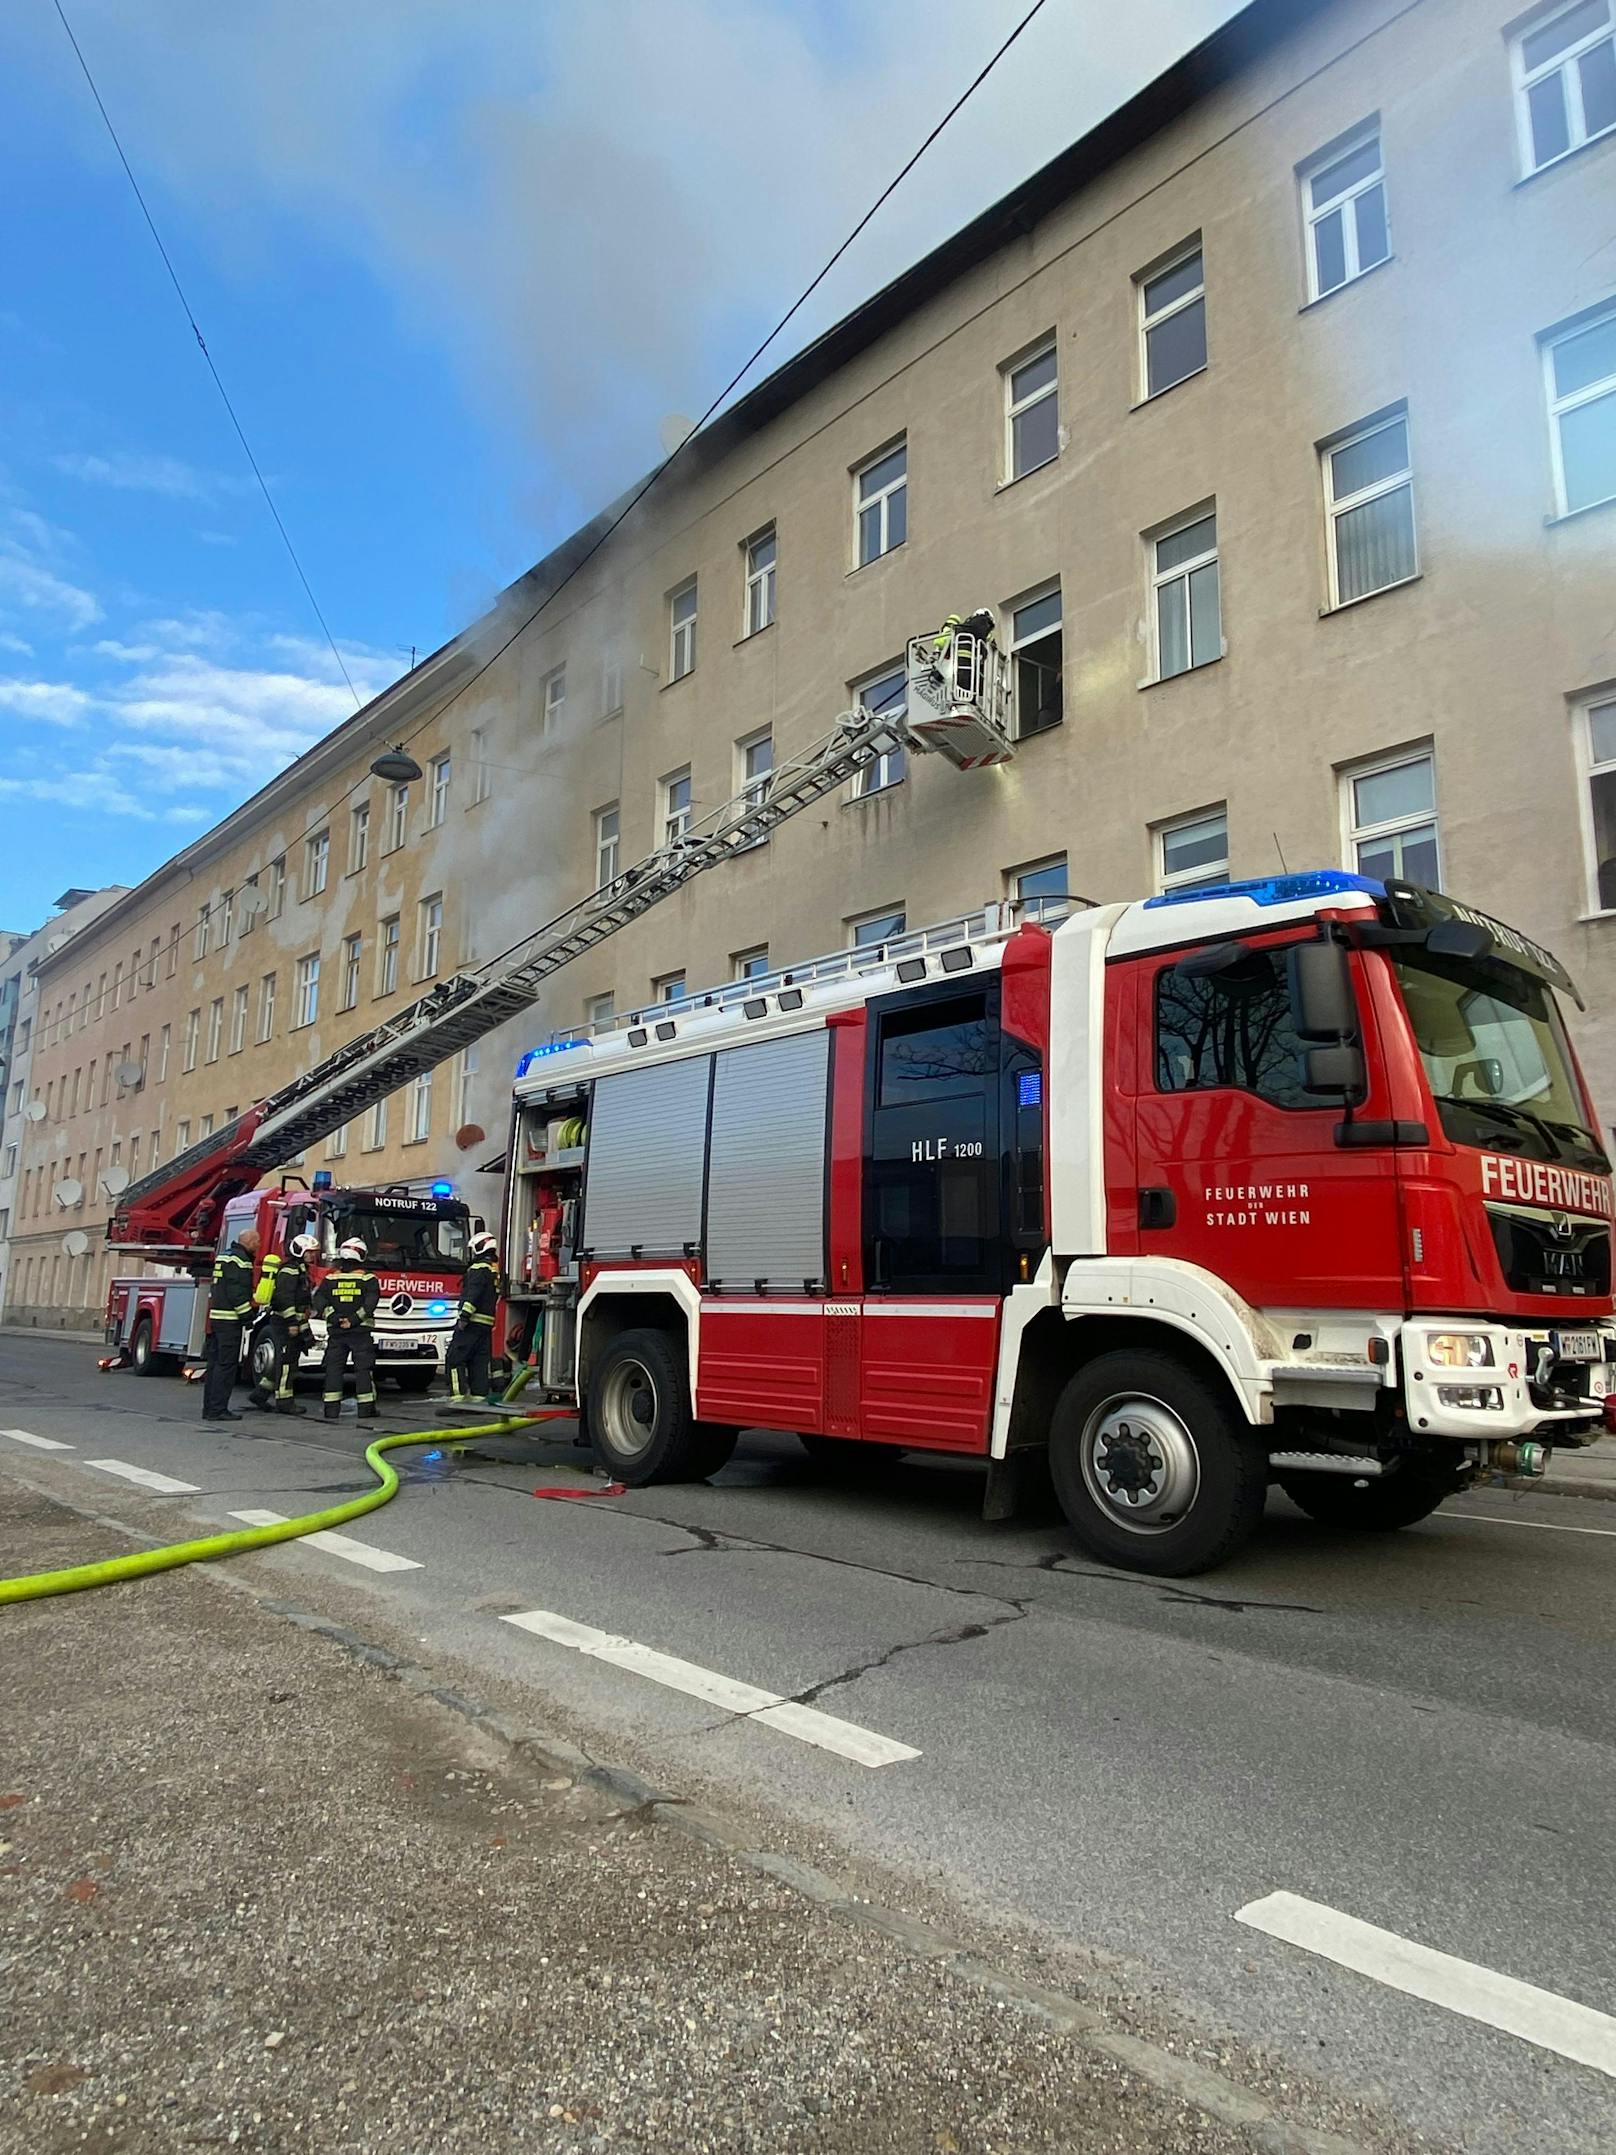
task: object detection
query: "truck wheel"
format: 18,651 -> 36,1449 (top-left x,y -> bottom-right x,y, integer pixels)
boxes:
248,1329 -> 281,1393
799,1433 -> 902,1474
588,1327 -> 730,1484
1049,1350 -> 1266,1576
131,1318 -> 157,1376
1277,1456 -> 1460,1532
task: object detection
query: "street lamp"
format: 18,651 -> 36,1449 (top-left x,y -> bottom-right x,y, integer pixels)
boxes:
369,745 -> 423,783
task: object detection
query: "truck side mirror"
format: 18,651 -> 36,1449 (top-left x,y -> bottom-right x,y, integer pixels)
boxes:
1302,1043 -> 1367,1098
1288,939 -> 1358,1042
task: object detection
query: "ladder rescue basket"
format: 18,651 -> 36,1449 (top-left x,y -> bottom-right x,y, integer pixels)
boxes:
901,630 -> 1016,769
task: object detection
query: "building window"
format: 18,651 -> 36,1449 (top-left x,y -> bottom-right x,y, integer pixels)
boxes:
1323,410 -> 1417,605
428,752 -> 451,828
1008,586 -> 1062,735
543,666 -> 567,734
229,985 -> 248,1054
1343,748 -> 1439,884
661,769 -> 692,846
303,830 -> 329,900
1005,340 -> 1058,479
1156,807 -> 1230,892
1577,691 -> 1616,909
176,1119 -> 190,1153
194,906 -> 209,962
733,946 -> 769,980
266,858 -> 286,920
855,441 -> 907,565
457,1042 -> 479,1130
851,665 -> 908,796
596,804 -> 621,886
743,527 -> 777,635
1302,127 -> 1388,300
1150,510 -> 1220,680
1543,305 -> 1616,515
384,783 -> 408,853
218,896 -> 234,951
327,1121 -> 349,1160
257,973 -> 276,1043
1514,0 -> 1615,173
206,998 -> 224,1062
340,934 -> 362,1011
362,1098 -> 387,1151
294,953 -> 320,1029
378,916 -> 400,996
736,729 -> 773,831
1139,243 -> 1206,399
653,972 -> 686,1004
849,907 -> 906,949
182,1008 -> 199,1072
349,801 -> 370,873
584,991 -> 615,1029
419,894 -> 443,978
407,1068 -> 433,1143
156,1024 -> 170,1083
669,580 -> 698,682
1012,856 -> 1069,921
469,727 -> 492,805
601,656 -> 624,716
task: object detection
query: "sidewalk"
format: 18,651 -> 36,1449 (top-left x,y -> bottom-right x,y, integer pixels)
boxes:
1,1482 -> 1288,2155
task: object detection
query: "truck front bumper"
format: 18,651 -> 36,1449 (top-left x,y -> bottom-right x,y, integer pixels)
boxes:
1402,1317 -> 1616,1442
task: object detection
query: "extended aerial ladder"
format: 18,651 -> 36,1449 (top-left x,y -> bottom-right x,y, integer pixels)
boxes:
108,629 -> 1014,1267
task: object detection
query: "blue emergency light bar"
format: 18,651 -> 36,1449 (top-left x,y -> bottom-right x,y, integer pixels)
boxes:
515,1035 -> 589,1078
431,1179 -> 454,1199
1143,869 -> 1385,911
312,1170 -> 333,1190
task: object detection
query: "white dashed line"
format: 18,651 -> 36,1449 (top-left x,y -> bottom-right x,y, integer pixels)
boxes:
84,1459 -> 199,1495
500,1607 -> 920,1768
229,1509 -> 423,1574
2,1428 -> 73,1451
1237,1891 -> 1616,2079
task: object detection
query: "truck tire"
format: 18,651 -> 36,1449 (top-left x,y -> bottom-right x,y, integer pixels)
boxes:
798,1433 -> 903,1474
131,1318 -> 157,1376
248,1328 -> 281,1394
588,1327 -> 733,1485
1049,1349 -> 1266,1576
1277,1455 -> 1460,1532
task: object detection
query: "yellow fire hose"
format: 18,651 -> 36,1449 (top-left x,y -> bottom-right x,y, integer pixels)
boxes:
1,1363 -> 565,1609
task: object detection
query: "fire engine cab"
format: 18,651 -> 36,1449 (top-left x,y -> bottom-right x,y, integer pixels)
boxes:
504,870 -> 1615,1575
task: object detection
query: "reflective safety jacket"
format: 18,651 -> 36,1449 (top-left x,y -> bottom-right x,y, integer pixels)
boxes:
313,1265 -> 380,1332
208,1241 -> 256,1325
457,1256 -> 501,1328
255,1252 -> 313,1322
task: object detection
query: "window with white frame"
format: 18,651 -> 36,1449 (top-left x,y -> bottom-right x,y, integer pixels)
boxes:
738,728 -> 773,815
661,769 -> 692,846
229,985 -> 248,1055
419,894 -> 443,978
175,1118 -> 190,1153
1009,586 -> 1063,735
469,727 -> 492,804
428,753 -> 451,827
653,972 -> 686,1004
1012,855 -> 1069,921
1343,749 -> 1439,884
733,946 -> 769,980
1301,126 -> 1389,299
1514,0 -> 1615,172
1543,305 -> 1616,515
584,991 -> 615,1028
855,441 -> 907,565
384,782 -> 408,853
348,801 -> 370,873
1156,807 -> 1229,892
543,666 -> 566,734
457,1042 -> 479,1130
407,1067 -> 433,1142
182,1008 -> 199,1072
340,933 -> 362,1011
217,896 -> 233,950
294,953 -> 320,1029
851,665 -> 908,795
378,916 -> 399,996
601,655 -> 624,716
206,998 -> 224,1063
1005,340 -> 1059,479
256,973 -> 276,1043
194,905 -> 209,962
1323,411 -> 1417,605
156,1024 -> 170,1083
1139,243 -> 1206,398
1151,509 -> 1221,678
743,527 -> 776,635
669,581 -> 697,681
266,857 -> 285,919
327,1120 -> 349,1160
304,830 -> 329,899
595,804 -> 620,886
849,907 -> 906,949
1577,691 -> 1616,909
362,1097 -> 387,1151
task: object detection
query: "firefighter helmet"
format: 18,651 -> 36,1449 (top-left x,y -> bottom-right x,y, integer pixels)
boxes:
289,1232 -> 318,1257
468,1231 -> 498,1257
338,1237 -> 367,1261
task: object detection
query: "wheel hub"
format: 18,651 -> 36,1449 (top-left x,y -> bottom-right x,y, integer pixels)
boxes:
1080,1393 -> 1201,1536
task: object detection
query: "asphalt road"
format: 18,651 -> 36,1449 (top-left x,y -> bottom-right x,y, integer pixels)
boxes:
4,1330 -> 1615,2154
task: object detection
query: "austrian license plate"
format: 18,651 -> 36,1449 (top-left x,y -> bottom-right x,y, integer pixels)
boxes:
1551,1328 -> 1602,1362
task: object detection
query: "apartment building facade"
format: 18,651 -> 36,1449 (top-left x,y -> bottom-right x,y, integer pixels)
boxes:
11,0 -> 1615,1325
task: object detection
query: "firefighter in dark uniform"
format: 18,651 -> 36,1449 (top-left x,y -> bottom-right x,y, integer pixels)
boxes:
444,1231 -> 502,1404
246,1231 -> 316,1415
313,1237 -> 380,1419
201,1224 -> 259,1424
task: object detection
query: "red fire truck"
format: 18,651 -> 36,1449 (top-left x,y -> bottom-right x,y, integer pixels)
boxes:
502,872 -> 1615,1575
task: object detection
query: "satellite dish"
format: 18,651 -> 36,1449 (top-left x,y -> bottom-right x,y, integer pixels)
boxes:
116,1060 -> 144,1088
658,413 -> 695,457
61,1229 -> 89,1258
102,1162 -> 130,1195
24,1099 -> 46,1122
237,883 -> 266,919
455,1122 -> 486,1151
54,1177 -> 84,1209
46,934 -> 67,953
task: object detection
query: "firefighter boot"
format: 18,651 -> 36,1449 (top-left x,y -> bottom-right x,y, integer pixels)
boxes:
323,1400 -> 341,1420
276,1402 -> 308,1417
358,1403 -> 379,1420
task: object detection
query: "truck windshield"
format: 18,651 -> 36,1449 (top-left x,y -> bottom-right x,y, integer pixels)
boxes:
325,1209 -> 468,1271
1392,950 -> 1608,1172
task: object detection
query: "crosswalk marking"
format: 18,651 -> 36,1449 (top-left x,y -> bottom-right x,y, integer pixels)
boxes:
1,1428 -> 73,1451
229,1509 -> 423,1574
84,1459 -> 198,1495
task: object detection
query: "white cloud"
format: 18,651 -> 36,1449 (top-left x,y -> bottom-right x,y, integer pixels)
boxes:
0,630 -> 33,655
52,450 -> 235,502
0,678 -> 92,725
0,538 -> 100,631
0,770 -> 164,821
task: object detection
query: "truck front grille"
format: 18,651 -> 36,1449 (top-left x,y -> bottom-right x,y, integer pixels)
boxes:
1487,1208 -> 1611,1298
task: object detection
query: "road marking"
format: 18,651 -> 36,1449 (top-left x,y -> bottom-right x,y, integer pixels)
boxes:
1236,1891 -> 1616,2080
228,1509 -> 423,1574
1444,1512 -> 1616,1540
500,1607 -> 920,1768
84,1459 -> 199,1495
1,1428 -> 73,1451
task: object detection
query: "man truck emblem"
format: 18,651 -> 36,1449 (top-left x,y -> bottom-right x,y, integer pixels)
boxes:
1551,1214 -> 1575,1241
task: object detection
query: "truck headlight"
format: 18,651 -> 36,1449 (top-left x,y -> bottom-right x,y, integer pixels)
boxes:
1427,1332 -> 1495,1369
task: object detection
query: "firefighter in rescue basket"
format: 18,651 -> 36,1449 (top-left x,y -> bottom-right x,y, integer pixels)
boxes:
246,1230 -> 317,1416
444,1230 -> 502,1404
313,1237 -> 380,1419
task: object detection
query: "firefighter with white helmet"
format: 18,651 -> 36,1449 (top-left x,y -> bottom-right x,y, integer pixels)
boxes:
246,1229 -> 318,1416
313,1235 -> 380,1420
445,1230 -> 503,1405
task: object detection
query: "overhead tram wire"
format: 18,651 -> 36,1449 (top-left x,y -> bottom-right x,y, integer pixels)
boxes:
31,0 -> 1055,1056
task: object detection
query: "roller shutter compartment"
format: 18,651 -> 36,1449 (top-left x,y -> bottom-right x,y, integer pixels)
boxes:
582,1056 -> 712,1258
705,1031 -> 829,1288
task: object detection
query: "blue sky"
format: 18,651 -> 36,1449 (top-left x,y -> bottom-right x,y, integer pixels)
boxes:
0,0 -> 1235,931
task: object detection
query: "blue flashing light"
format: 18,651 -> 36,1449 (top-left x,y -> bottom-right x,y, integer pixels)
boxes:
425,1298 -> 452,1319
430,1179 -> 455,1199
1143,869 -> 1385,911
515,1036 -> 588,1078
1017,1071 -> 1043,1109
312,1169 -> 333,1191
